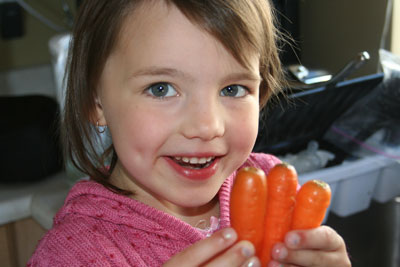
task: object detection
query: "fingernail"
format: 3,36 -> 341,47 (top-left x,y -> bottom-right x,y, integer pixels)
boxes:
286,232 -> 300,248
273,244 -> 288,260
247,258 -> 261,267
222,228 -> 236,241
241,246 -> 254,257
267,261 -> 283,267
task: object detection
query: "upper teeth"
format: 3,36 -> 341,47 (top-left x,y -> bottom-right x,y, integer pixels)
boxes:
174,157 -> 214,164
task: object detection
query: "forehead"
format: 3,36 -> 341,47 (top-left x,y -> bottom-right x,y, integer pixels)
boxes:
107,1 -> 260,79
113,0 -> 260,70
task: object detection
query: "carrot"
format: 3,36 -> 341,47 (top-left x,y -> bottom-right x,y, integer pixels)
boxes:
291,179 -> 331,230
230,166 -> 268,255
260,163 -> 298,265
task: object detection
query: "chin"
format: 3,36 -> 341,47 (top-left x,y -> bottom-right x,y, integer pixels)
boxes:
174,192 -> 217,209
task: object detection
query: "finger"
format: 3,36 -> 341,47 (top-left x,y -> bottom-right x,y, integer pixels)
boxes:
284,225 -> 345,251
165,228 -> 237,266
271,242 -> 349,267
204,240 -> 256,267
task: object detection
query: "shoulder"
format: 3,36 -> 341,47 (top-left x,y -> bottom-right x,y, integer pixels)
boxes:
29,181 -> 130,266
27,217 -> 96,266
28,214 -> 144,266
29,180 -> 202,266
29,214 -> 117,266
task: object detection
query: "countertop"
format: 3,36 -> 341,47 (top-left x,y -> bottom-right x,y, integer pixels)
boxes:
0,172 -> 71,229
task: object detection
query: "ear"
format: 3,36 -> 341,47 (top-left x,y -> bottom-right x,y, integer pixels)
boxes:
94,96 -> 107,126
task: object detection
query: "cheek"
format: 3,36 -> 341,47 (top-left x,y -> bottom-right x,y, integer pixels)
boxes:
229,105 -> 259,153
109,105 -> 177,167
108,110 -> 167,182
113,110 -> 164,153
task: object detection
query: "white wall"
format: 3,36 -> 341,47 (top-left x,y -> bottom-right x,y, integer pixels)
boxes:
0,65 -> 55,97
392,0 -> 400,56
299,0 -> 389,78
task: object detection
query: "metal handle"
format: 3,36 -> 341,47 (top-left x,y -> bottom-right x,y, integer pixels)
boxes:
327,51 -> 370,86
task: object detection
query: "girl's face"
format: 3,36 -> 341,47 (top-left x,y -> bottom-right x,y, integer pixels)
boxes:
96,2 -> 261,217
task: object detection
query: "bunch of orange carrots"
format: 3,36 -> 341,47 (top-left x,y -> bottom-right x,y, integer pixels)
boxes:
230,163 -> 331,266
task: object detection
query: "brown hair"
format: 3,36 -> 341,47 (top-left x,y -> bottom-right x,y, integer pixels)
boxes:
63,0 -> 284,193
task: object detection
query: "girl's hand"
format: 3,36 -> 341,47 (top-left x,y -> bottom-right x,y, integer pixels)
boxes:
163,228 -> 260,267
269,225 -> 351,267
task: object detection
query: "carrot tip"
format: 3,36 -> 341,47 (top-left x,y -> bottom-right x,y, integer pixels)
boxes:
311,179 -> 330,189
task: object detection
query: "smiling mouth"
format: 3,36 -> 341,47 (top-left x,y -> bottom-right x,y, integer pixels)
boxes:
170,156 -> 216,169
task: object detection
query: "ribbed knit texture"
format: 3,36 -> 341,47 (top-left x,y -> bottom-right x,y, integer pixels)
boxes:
28,153 -> 280,266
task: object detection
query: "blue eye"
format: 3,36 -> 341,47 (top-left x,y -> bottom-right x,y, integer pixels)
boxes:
220,85 -> 248,97
146,82 -> 177,98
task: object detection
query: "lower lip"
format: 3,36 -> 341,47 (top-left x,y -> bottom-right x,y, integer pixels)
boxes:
164,157 -> 219,181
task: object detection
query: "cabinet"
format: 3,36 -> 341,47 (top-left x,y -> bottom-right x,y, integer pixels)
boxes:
0,218 -> 46,267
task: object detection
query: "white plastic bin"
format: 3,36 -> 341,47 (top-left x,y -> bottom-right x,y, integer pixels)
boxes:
329,159 -> 380,217
372,157 -> 400,203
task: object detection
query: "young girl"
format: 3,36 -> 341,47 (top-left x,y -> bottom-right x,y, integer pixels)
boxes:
29,1 -> 351,266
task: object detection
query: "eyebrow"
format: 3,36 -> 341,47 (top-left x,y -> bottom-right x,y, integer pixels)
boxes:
130,67 -> 190,80
223,72 -> 261,83
130,66 -> 261,83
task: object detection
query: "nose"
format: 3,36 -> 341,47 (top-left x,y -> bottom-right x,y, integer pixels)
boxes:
180,97 -> 225,141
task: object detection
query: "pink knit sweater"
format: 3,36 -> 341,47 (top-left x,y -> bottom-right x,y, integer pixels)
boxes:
28,153 -> 280,266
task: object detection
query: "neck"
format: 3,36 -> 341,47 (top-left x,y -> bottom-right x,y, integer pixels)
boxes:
159,196 -> 220,228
